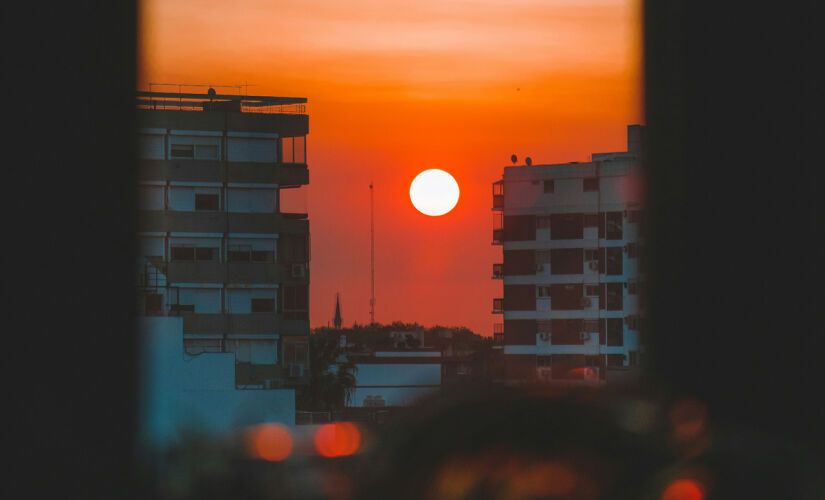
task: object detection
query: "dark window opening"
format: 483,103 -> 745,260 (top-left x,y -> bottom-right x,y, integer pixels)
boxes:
145,293 -> 162,315
550,284 -> 584,310
606,246 -> 623,275
170,144 -> 194,158
583,178 -> 599,191
607,318 -> 623,346
551,319 -> 584,345
251,250 -> 274,263
504,215 -> 536,241
606,282 -> 623,310
228,245 -> 251,262
550,248 -> 583,274
284,342 -> 308,365
171,246 -> 195,261
606,211 -> 623,239
195,247 -> 216,261
584,213 -> 599,227
550,213 -> 583,240
195,193 -> 219,211
504,284 -> 536,310
543,180 -> 555,193
251,298 -> 275,313
282,285 -> 309,320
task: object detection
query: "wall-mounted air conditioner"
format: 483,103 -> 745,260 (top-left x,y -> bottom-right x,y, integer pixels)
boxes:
588,261 -> 599,271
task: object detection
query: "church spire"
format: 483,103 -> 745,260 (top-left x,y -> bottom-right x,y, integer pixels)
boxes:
333,293 -> 342,330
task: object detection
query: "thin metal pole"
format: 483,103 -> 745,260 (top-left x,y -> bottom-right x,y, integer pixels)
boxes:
369,182 -> 375,324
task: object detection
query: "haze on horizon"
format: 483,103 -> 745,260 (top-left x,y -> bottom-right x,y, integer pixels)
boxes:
139,0 -> 643,336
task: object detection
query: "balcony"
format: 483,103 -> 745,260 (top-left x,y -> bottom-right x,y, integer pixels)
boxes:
180,313 -> 309,335
492,229 -> 504,245
493,323 -> 504,345
138,210 -> 309,234
492,298 -> 504,314
164,261 -> 307,284
492,180 -> 504,210
492,263 -> 503,279
138,159 -> 309,186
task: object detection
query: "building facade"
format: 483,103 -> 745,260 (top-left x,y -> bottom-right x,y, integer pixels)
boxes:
135,87 -> 310,390
492,125 -> 646,386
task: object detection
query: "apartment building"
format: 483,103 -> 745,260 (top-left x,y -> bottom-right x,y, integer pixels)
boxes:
492,125 -> 646,386
135,87 -> 310,389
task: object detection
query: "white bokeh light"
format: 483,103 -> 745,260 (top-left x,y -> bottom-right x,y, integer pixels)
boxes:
409,169 -> 460,216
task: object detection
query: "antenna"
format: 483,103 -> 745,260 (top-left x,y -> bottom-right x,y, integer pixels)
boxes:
369,182 -> 375,325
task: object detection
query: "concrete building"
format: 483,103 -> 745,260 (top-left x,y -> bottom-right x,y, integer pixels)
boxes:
348,350 -> 442,408
137,317 -> 295,452
135,87 -> 310,390
491,125 -> 646,386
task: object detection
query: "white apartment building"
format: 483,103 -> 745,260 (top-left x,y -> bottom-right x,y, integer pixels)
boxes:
492,125 -> 646,386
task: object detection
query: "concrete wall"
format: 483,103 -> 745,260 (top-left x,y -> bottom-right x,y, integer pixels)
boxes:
350,362 -> 441,408
137,317 -> 295,453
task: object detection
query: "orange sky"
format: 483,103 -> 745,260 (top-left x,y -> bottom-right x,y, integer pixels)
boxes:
139,0 -> 643,336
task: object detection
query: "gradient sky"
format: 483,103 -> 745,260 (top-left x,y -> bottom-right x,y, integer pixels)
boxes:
139,0 -> 643,336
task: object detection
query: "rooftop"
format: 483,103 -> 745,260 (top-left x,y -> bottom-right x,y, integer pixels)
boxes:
136,84 -> 307,115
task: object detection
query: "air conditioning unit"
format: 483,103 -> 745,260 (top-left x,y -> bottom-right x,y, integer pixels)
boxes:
538,332 -> 550,342
588,261 -> 599,271
288,364 -> 304,378
580,296 -> 592,307
290,263 -> 306,278
579,332 -> 590,342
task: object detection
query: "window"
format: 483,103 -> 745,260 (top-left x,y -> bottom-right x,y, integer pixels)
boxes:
543,180 -> 554,193
282,285 -> 309,320
549,284 -> 584,310
283,342 -> 308,365
228,245 -> 251,262
606,212 -> 623,239
584,214 -> 599,227
170,144 -> 194,158
605,282 -> 623,310
171,246 -> 195,261
251,250 -> 274,263
551,319 -> 584,345
251,298 -> 275,312
536,216 -> 552,229
550,248 -> 584,274
550,213 -> 583,239
606,246 -> 623,275
583,178 -> 599,191
195,193 -> 219,211
607,318 -> 623,346
536,286 -> 551,298
195,247 -> 216,261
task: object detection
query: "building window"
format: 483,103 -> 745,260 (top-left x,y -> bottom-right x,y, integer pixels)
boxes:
543,180 -> 555,193
550,213 -> 584,240
251,298 -> 275,313
251,250 -> 274,263
607,354 -> 625,367
195,247 -> 216,261
606,247 -> 623,275
284,342 -> 308,365
170,144 -> 194,158
171,246 -> 195,261
228,245 -> 251,262
605,212 -> 623,239
282,285 -> 309,320
195,193 -> 219,211
550,248 -> 584,274
583,178 -> 599,191
536,286 -> 551,298
536,216 -> 552,229
584,214 -> 599,227
607,318 -> 623,346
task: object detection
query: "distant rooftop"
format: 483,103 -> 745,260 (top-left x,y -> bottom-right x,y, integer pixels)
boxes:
137,84 -> 307,115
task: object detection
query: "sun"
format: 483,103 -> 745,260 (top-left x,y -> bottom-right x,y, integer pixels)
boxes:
410,169 -> 460,216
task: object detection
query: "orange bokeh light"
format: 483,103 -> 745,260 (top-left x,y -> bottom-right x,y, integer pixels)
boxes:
247,423 -> 294,462
662,479 -> 704,500
314,422 -> 362,457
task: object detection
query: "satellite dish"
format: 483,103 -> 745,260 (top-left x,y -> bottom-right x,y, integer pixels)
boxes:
510,154 -> 518,165
207,87 -> 217,100
525,157 -> 533,166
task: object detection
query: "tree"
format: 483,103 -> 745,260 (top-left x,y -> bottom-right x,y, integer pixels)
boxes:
296,333 -> 358,411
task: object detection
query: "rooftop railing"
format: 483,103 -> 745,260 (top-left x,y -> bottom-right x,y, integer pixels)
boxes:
136,87 -> 308,115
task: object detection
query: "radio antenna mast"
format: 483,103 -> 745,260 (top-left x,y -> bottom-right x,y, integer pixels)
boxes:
369,182 -> 375,324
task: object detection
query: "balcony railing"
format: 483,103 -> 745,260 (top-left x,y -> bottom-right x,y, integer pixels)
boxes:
494,332 -> 505,345
493,194 -> 504,210
492,229 -> 503,245
492,263 -> 503,279
492,298 -> 504,313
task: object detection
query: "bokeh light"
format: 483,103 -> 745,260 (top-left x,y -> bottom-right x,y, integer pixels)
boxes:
662,479 -> 704,500
314,422 -> 362,458
246,423 -> 293,462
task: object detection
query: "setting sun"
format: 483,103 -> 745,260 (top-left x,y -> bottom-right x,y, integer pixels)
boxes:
410,169 -> 460,216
